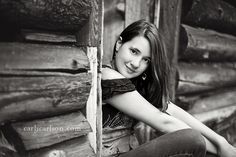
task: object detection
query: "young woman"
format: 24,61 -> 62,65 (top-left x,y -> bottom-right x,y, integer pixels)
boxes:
102,20 -> 236,157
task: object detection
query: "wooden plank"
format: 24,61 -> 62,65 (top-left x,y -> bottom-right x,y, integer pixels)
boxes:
0,42 -> 89,71
12,111 -> 92,150
179,24 -> 236,62
182,0 -> 236,36
102,0 -> 125,65
22,29 -> 76,43
125,0 -> 153,27
193,105 -> 236,124
177,88 -> 236,113
0,0 -> 92,32
156,0 -> 182,100
0,73 -> 91,123
76,0 -> 103,46
28,135 -> 95,157
177,63 -> 236,94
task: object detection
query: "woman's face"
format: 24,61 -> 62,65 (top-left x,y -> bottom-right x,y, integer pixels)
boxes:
115,36 -> 151,79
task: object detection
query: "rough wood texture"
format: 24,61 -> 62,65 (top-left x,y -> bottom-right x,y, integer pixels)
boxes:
177,88 -> 236,112
182,0 -> 236,36
193,105 -> 236,125
28,135 -> 95,157
177,63 -> 236,94
0,73 -> 91,123
22,29 -> 76,43
125,0 -> 153,26
0,42 -> 89,71
179,24 -> 236,62
157,0 -> 182,100
12,111 -> 92,150
103,0 -> 125,65
0,0 -> 92,32
76,0 -> 103,46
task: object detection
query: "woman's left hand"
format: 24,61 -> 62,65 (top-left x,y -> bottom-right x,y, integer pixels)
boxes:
217,138 -> 236,157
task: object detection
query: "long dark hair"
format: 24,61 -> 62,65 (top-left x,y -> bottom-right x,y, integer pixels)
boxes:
113,20 -> 170,111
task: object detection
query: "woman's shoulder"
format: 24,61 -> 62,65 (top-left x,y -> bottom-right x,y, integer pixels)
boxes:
102,67 -> 125,80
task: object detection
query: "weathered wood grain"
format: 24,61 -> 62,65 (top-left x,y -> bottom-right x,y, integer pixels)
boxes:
22,29 -> 76,43
0,42 -> 89,71
0,0 -> 92,32
28,135 -> 95,157
182,0 -> 236,36
0,73 -> 91,123
177,88 -> 236,113
12,111 -> 92,150
157,0 -> 182,100
179,24 -> 236,62
177,63 -> 236,94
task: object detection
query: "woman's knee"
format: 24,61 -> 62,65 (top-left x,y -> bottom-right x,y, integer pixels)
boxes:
182,129 -> 206,150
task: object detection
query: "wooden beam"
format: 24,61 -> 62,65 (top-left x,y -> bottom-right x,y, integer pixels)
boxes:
182,0 -> 236,36
28,135 -> 95,157
179,24 -> 236,62
176,88 -> 236,113
0,73 -> 91,123
156,0 -> 182,100
22,29 -> 76,43
125,0 -> 153,27
12,111 -> 92,150
0,42 -> 89,71
0,0 -> 92,32
177,63 -> 236,94
76,0 -> 103,46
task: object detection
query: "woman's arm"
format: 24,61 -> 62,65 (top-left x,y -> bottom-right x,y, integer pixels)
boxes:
166,102 -> 236,156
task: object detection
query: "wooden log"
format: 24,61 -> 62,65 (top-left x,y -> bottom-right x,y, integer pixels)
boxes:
0,0 -> 92,32
28,135 -> 95,157
193,105 -> 236,125
182,0 -> 236,36
177,62 -> 236,94
0,73 -> 91,123
176,88 -> 236,113
0,42 -> 89,71
179,24 -> 236,62
156,0 -> 182,100
11,111 -> 92,150
76,0 -> 103,47
102,0 -> 125,65
22,29 -> 76,43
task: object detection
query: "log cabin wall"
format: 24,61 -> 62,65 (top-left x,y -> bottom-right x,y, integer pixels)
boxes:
177,0 -> 236,146
0,0 -> 103,157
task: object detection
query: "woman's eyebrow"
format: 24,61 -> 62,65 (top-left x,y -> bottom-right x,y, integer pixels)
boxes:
131,47 -> 141,53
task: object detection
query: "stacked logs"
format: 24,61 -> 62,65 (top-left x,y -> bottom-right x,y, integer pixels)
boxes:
177,0 -> 236,146
0,0 -> 101,156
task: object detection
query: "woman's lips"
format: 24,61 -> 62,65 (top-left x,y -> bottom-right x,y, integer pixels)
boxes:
126,65 -> 136,73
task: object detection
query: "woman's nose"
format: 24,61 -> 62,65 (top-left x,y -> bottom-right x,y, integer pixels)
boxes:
131,58 -> 141,68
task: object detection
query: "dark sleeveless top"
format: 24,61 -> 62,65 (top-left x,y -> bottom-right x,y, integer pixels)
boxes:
101,78 -> 139,156
102,78 -> 136,129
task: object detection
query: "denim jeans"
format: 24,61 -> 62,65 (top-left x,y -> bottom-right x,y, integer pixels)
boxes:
119,129 -> 207,157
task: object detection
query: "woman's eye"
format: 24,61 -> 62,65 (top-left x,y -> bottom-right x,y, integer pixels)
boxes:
143,58 -> 150,64
130,48 -> 138,54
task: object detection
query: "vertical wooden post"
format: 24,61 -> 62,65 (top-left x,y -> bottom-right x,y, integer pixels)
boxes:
154,0 -> 182,100
87,47 -> 98,153
125,0 -> 152,27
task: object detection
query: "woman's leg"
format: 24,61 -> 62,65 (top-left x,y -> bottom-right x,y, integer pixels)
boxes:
120,129 -> 206,157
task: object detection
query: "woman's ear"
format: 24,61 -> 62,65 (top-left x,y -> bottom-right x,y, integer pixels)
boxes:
115,37 -> 122,52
